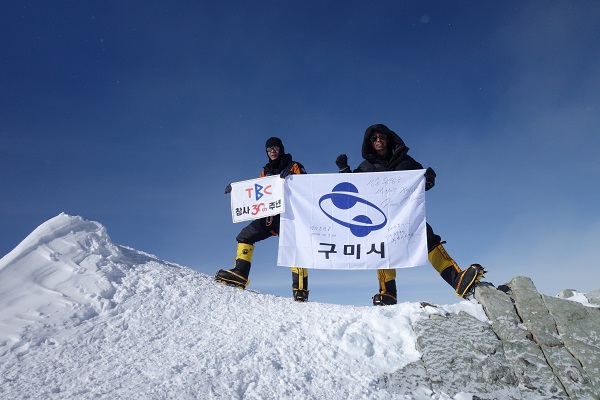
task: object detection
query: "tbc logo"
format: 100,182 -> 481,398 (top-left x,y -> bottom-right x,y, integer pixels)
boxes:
246,183 -> 272,201
318,182 -> 387,237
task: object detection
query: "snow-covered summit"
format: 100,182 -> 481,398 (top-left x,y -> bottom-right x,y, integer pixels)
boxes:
0,213 -> 169,344
0,213 -> 487,399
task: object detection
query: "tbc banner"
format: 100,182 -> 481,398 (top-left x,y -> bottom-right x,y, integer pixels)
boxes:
230,176 -> 284,223
278,170 -> 428,269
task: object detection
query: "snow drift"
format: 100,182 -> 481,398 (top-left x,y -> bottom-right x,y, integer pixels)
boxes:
0,213 -> 489,399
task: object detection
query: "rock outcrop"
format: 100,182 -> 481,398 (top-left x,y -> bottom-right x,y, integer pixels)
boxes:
380,277 -> 600,399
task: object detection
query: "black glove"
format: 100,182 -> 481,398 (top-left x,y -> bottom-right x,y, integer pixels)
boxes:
424,167 -> 436,191
280,168 -> 292,178
336,154 -> 350,173
225,183 -> 232,194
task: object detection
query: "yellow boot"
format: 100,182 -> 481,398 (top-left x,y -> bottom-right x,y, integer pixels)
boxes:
428,243 -> 485,298
291,267 -> 309,302
215,243 -> 254,288
373,269 -> 397,305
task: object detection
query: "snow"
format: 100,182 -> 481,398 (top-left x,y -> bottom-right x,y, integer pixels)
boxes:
558,291 -> 597,307
0,213 -> 577,399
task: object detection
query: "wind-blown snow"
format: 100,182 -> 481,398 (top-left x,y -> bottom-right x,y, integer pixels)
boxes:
0,213 -> 492,399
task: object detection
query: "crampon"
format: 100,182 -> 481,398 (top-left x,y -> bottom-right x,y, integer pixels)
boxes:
456,264 -> 486,299
215,269 -> 249,289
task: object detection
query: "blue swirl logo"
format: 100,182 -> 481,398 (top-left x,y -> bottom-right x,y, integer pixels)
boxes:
319,182 -> 387,237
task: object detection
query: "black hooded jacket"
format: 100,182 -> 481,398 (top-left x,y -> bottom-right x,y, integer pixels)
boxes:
355,124 -> 423,172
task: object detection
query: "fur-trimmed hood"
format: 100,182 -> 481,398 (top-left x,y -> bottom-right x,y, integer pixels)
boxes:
361,124 -> 409,162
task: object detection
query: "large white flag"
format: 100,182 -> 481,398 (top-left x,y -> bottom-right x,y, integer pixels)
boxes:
278,170 -> 428,269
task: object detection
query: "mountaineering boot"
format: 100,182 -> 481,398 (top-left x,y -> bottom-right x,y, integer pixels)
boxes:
215,243 -> 254,288
455,263 -> 485,298
373,269 -> 397,306
428,242 -> 485,298
291,267 -> 309,302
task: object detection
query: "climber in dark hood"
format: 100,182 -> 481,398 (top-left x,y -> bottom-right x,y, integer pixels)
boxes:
361,124 -> 407,160
334,123 -> 485,306
356,124 -> 421,173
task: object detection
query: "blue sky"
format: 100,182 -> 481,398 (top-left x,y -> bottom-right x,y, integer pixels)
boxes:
2,1 -> 599,306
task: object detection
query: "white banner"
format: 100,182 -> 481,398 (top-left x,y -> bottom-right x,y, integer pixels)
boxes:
278,171 -> 428,269
230,176 -> 285,223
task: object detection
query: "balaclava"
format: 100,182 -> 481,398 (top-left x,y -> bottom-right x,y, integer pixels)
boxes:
265,137 -> 285,162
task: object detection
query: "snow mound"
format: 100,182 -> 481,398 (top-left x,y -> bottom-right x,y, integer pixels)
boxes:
0,213 -> 488,399
1,213 -> 127,343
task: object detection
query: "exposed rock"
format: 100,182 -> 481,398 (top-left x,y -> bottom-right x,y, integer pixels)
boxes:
475,282 -> 568,399
382,278 -> 600,399
508,277 -> 597,399
544,294 -> 600,395
557,289 -> 578,299
585,289 -> 600,305
378,361 -> 431,395
413,310 -> 520,398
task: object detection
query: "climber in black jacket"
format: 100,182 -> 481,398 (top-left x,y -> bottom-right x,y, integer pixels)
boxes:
335,124 -> 485,305
217,137 -> 310,302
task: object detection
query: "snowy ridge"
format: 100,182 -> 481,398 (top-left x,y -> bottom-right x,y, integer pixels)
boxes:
1,214 -> 119,343
0,214 -> 490,399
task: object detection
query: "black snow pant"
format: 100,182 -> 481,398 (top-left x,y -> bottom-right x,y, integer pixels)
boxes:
236,215 -> 280,245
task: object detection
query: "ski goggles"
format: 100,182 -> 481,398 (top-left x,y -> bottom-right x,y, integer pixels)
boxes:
266,146 -> 281,152
370,134 -> 388,142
